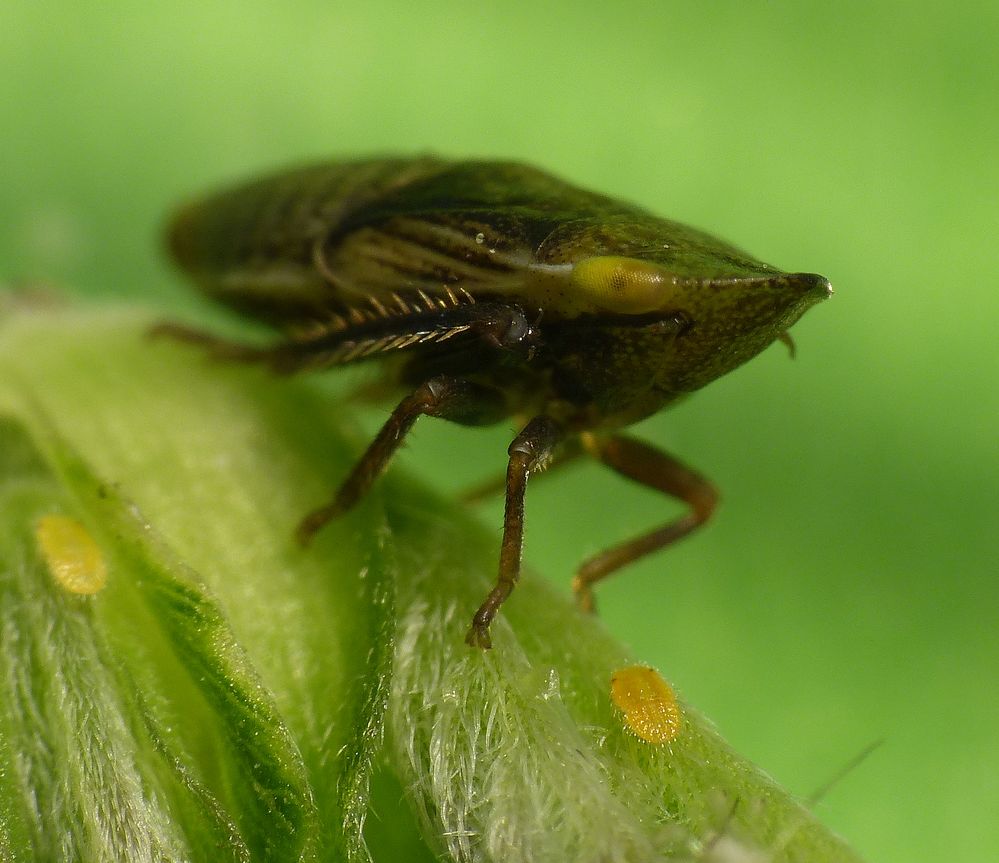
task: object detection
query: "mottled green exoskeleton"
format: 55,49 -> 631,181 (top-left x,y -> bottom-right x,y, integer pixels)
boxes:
157,158 -> 830,648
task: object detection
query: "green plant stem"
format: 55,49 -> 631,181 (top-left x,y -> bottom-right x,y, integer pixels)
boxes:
0,302 -> 865,862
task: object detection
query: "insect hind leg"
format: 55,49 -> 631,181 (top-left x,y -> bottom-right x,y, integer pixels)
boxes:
573,432 -> 718,613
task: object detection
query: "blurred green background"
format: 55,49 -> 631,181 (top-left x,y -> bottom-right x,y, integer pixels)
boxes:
2,2 -> 996,860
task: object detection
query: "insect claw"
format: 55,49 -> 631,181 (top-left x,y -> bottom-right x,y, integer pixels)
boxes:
572,575 -> 597,614
295,522 -> 316,548
778,331 -> 797,358
295,504 -> 341,546
464,623 -> 493,649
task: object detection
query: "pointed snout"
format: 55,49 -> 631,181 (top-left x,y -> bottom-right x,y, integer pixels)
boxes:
788,272 -> 833,303
757,270 -> 832,325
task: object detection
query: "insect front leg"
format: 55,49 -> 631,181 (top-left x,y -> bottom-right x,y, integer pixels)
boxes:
573,433 -> 718,613
296,375 -> 508,545
466,416 -> 563,649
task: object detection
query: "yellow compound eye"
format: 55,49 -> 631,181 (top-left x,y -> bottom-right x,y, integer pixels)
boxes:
34,514 -> 108,596
570,256 -> 671,314
610,665 -> 682,744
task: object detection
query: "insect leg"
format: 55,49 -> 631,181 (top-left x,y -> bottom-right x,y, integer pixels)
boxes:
296,375 -> 507,545
466,416 -> 563,649
148,322 -> 274,363
458,436 -> 583,504
573,433 -> 718,613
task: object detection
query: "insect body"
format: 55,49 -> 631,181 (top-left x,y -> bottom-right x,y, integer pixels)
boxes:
160,158 -> 830,648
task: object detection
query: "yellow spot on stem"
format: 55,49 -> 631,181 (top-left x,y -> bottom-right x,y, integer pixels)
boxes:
610,665 -> 682,744
34,514 -> 108,595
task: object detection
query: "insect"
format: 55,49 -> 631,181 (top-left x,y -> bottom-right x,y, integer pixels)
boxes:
609,665 -> 682,744
35,514 -> 108,595
156,157 -> 830,648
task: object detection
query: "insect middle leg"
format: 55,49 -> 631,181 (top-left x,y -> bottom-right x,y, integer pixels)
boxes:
466,415 -> 563,649
296,375 -> 509,544
458,436 -> 583,505
147,322 -> 276,363
573,433 -> 718,613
